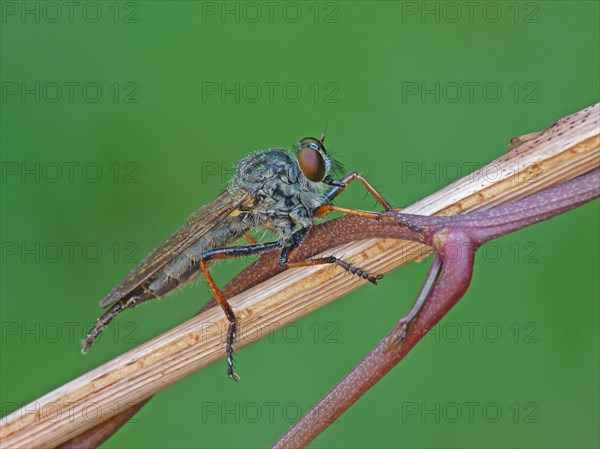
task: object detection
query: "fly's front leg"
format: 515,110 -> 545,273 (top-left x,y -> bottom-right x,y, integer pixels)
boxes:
314,203 -> 394,221
279,227 -> 382,284
316,172 -> 397,221
323,172 -> 393,210
200,241 -> 281,381
276,172 -> 393,282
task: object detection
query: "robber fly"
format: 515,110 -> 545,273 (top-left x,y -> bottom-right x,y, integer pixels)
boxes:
83,132 -> 392,380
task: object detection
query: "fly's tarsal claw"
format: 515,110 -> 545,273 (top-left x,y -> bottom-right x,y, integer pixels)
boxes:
227,352 -> 240,381
334,257 -> 381,284
366,273 -> 383,285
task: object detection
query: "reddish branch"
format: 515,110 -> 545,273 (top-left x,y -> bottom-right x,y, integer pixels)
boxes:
273,168 -> 600,448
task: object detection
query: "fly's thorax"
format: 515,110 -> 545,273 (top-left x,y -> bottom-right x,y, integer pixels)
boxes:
232,149 -> 299,190
230,149 -> 328,238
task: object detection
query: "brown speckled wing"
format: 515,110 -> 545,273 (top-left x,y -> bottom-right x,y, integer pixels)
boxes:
99,189 -> 249,307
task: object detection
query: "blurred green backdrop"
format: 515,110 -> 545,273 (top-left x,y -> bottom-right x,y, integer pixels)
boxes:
1,1 -> 599,448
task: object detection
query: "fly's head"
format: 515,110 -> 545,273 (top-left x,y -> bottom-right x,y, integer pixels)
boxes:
296,136 -> 344,187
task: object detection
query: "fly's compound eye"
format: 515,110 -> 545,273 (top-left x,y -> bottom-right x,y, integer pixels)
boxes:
298,137 -> 327,182
299,137 -> 326,153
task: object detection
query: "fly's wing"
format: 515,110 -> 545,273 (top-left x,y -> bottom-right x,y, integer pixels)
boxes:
99,189 -> 249,307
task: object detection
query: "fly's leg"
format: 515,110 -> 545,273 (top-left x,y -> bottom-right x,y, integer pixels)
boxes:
278,173 -> 393,282
323,172 -> 393,210
285,256 -> 382,284
200,241 -> 282,381
316,172 -> 399,220
279,227 -> 382,284
314,203 -> 393,221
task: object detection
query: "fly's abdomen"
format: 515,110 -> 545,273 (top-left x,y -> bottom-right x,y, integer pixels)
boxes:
147,219 -> 245,298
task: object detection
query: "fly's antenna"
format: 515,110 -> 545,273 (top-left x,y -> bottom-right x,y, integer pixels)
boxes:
320,121 -> 328,145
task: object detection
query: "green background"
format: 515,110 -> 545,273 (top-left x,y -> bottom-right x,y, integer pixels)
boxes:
1,1 -> 599,448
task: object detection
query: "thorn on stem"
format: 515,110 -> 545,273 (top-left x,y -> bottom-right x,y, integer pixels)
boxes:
384,321 -> 410,352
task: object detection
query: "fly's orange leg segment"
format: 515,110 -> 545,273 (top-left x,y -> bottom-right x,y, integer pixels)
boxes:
199,241 -> 281,381
314,203 -> 391,220
323,172 -> 393,210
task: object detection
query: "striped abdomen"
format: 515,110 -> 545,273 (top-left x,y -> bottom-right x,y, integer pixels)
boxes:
133,218 -> 247,303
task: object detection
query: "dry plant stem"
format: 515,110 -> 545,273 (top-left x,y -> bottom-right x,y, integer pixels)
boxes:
274,167 -> 600,448
1,104 -> 597,449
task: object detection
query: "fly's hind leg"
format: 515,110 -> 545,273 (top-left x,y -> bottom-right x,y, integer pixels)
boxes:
200,241 -> 282,381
